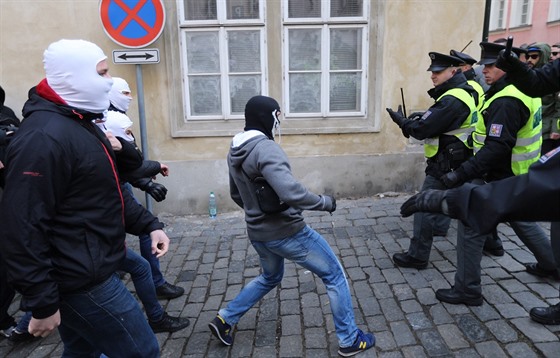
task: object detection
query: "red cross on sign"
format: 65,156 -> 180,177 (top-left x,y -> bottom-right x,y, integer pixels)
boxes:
100,0 -> 165,48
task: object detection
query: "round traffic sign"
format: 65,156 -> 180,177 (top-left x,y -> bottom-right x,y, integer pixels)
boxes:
100,0 -> 165,48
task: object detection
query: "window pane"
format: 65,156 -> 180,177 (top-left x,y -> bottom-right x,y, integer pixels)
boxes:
289,29 -> 321,71
228,31 -> 260,72
288,0 -> 320,18
186,32 -> 220,73
289,73 -> 321,113
330,29 -> 361,70
184,0 -> 217,20
330,73 -> 360,111
189,76 -> 222,115
230,75 -> 261,114
227,0 -> 260,19
331,0 -> 363,17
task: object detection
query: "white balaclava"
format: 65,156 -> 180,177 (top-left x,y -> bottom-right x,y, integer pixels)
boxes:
43,39 -> 113,113
105,111 -> 134,142
109,77 -> 132,112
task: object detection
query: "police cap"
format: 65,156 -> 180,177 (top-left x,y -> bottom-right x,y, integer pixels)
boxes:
478,42 -> 527,65
427,52 -> 464,71
449,50 -> 477,65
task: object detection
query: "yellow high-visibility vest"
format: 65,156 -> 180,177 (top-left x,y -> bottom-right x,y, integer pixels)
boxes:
424,88 -> 479,158
472,84 -> 542,175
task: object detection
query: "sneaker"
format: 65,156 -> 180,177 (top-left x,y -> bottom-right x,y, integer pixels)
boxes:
208,315 -> 233,346
155,282 -> 185,299
149,312 -> 190,333
338,329 -> 375,357
0,325 -> 15,338
8,328 -> 34,343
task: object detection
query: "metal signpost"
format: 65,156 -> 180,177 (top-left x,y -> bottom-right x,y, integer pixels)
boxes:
100,0 -> 166,212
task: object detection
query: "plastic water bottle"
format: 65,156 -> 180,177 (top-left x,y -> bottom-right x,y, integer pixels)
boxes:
209,192 -> 217,218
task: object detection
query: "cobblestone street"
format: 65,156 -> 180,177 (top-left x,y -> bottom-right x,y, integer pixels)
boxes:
1,194 -> 559,357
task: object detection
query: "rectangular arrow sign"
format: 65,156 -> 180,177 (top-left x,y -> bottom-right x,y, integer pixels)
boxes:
112,49 -> 160,64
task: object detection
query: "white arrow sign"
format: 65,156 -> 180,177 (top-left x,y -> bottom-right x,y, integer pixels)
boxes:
112,49 -> 160,64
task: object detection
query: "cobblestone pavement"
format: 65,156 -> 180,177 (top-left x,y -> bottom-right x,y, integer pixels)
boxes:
1,194 -> 559,357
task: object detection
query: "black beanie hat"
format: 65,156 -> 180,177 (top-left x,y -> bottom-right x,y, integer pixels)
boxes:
244,95 -> 280,140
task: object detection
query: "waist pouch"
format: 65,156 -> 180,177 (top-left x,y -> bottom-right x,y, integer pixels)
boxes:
252,177 -> 289,214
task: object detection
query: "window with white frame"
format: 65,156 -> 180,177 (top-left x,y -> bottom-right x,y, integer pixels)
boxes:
489,0 -> 507,30
283,0 -> 368,118
510,0 -> 533,27
549,0 -> 560,22
178,0 -> 266,121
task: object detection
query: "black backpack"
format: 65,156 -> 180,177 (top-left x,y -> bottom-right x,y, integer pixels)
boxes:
0,111 -> 20,187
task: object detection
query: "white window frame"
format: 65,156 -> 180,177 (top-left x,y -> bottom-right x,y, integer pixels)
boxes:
510,0 -> 533,27
282,0 -> 369,119
549,0 -> 560,22
177,0 -> 267,122
489,0 -> 507,30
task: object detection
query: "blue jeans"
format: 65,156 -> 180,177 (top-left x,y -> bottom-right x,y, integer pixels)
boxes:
58,274 -> 159,358
121,248 -> 164,322
15,311 -> 32,332
218,225 -> 359,348
124,183 -> 165,288
139,233 -> 165,288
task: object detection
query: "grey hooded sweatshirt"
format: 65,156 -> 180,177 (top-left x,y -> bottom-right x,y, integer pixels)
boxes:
228,130 -> 334,242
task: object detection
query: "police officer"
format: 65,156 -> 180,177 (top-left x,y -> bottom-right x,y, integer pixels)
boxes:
435,42 -> 557,305
450,49 -> 505,257
386,52 -> 479,269
401,49 -> 560,323
450,50 -> 485,109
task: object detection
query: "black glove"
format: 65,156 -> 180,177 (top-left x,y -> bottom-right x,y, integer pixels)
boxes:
495,49 -> 526,73
440,171 -> 465,189
324,195 -> 337,213
400,189 -> 448,217
145,181 -> 168,202
386,106 -> 410,138
386,105 -> 407,127
408,111 -> 424,121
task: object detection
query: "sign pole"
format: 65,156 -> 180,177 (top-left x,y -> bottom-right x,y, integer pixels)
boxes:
135,64 -> 152,212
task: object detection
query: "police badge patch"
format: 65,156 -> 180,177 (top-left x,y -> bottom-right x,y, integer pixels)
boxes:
488,124 -> 503,137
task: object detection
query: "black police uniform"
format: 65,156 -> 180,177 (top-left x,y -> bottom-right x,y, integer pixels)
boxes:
387,52 -> 478,268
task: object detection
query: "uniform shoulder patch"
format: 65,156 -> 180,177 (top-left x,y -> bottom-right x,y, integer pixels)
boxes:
488,123 -> 503,137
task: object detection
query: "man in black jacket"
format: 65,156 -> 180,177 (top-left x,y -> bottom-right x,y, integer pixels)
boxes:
0,39 -> 169,357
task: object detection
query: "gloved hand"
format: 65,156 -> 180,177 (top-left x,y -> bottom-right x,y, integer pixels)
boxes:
324,195 -> 337,213
408,112 -> 424,121
146,181 -> 168,202
440,171 -> 465,189
400,189 -> 448,217
386,105 -> 407,127
496,49 -> 526,73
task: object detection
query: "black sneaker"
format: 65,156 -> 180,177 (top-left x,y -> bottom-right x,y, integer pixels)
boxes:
149,312 -> 190,333
0,325 -> 15,338
338,329 -> 375,357
155,282 -> 185,299
8,328 -> 34,343
208,315 -> 233,346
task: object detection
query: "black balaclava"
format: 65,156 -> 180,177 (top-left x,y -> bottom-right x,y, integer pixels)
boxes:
244,95 -> 280,140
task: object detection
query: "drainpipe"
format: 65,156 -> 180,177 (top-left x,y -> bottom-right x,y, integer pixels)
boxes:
482,0 -> 492,42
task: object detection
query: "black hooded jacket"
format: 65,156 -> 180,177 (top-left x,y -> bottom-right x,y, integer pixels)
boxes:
0,85 -> 163,319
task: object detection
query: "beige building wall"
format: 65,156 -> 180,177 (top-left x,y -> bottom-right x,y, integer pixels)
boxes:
0,1 -> 485,215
